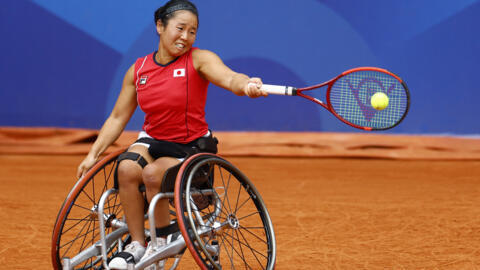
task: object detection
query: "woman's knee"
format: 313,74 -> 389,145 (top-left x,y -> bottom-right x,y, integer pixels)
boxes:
117,160 -> 143,187
143,158 -> 179,188
142,163 -> 164,189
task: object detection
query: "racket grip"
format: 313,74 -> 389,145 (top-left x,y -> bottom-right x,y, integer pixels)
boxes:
260,84 -> 297,96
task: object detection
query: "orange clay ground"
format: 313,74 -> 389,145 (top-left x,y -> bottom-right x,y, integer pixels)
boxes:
0,128 -> 479,269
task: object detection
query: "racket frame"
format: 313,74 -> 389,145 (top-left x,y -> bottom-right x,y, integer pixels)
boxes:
261,67 -> 410,131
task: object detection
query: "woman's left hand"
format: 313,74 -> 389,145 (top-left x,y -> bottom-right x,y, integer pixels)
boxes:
244,77 -> 268,98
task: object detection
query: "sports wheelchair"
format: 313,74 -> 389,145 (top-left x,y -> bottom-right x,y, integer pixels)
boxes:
51,149 -> 276,269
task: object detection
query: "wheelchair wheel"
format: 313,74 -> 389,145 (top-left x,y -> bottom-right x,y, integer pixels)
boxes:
174,153 -> 276,270
51,149 -> 126,269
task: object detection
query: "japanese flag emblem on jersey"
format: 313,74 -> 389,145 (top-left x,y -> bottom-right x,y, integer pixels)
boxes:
173,68 -> 185,77
139,75 -> 148,85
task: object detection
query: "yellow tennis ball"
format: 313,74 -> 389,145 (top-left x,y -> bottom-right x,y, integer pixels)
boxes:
370,92 -> 389,110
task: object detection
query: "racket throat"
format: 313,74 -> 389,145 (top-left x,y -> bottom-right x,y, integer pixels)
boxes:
284,86 -> 298,96
276,85 -> 297,96
291,87 -> 298,96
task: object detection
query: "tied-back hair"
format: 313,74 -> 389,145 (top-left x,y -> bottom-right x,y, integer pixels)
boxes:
154,0 -> 199,26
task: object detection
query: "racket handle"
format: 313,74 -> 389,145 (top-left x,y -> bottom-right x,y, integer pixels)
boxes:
260,84 -> 297,96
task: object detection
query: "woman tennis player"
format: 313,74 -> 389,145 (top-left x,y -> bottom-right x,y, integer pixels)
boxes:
76,0 -> 267,269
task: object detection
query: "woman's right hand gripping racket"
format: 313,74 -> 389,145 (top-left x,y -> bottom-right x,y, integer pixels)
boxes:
260,67 -> 410,131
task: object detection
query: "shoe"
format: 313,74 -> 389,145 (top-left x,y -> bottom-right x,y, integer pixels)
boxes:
142,237 -> 167,270
108,241 -> 146,269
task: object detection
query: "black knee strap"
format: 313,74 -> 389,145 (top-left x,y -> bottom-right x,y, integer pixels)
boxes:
114,152 -> 148,189
118,152 -> 148,168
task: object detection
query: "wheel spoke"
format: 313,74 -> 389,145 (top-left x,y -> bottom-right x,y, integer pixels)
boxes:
237,226 -> 267,267
220,230 -> 254,269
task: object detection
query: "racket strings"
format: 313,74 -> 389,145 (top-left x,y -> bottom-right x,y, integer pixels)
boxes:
329,70 -> 409,129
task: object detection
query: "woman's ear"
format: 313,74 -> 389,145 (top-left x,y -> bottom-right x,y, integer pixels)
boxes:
156,20 -> 164,35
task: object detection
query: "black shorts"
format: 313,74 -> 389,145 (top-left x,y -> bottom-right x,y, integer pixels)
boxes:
130,130 -> 218,161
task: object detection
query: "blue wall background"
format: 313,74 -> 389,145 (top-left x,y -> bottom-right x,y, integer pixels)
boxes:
1,0 -> 479,134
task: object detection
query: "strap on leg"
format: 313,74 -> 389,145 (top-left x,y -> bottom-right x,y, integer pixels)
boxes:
156,222 -> 180,237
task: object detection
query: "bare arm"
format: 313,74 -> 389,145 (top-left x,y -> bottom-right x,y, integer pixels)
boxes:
76,63 -> 138,178
193,49 -> 267,97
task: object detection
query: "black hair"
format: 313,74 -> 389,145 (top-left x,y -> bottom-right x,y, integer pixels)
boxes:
154,0 -> 199,27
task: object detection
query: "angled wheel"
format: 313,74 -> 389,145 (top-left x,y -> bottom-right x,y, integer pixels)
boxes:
174,153 -> 276,270
51,149 -> 127,269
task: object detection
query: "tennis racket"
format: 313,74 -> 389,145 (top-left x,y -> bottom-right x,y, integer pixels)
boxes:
260,67 -> 410,131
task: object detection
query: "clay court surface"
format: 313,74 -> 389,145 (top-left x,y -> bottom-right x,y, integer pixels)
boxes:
1,129 -> 480,269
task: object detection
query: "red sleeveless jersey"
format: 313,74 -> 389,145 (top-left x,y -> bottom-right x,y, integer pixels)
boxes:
134,48 -> 210,143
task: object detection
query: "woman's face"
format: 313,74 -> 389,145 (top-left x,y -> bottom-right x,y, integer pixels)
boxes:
157,10 -> 198,57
